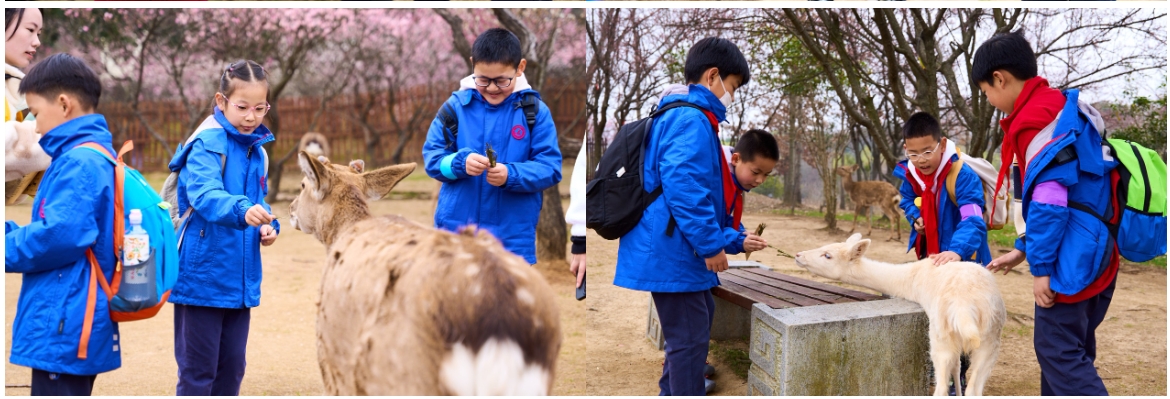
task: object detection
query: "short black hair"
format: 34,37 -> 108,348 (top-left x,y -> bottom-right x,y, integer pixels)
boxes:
218,59 -> 268,98
735,129 -> 779,162
19,53 -> 101,110
684,37 -> 751,87
902,112 -> 943,141
6,8 -> 38,41
471,28 -> 523,68
971,30 -> 1037,86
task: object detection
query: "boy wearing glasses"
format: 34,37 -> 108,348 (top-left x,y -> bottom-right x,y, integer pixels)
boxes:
895,112 -> 991,267
422,28 -> 561,265
893,112 -> 991,395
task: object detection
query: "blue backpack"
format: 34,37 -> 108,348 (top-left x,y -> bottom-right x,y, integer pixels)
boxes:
73,141 -> 179,358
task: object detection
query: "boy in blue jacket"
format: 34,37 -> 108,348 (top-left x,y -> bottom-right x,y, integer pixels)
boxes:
894,112 -> 992,395
614,37 -> 753,396
5,53 -> 118,396
979,30 -> 1118,396
422,28 -> 562,265
894,112 -> 992,266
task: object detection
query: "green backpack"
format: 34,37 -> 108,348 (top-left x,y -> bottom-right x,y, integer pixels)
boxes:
1102,139 -> 1166,262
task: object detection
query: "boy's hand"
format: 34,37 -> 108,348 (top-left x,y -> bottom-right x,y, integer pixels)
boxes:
987,249 -> 1026,275
705,251 -> 729,273
1034,275 -> 1055,308
930,251 -> 962,266
743,234 -> 767,252
245,205 -> 275,227
260,224 -> 278,246
570,253 -> 586,289
913,217 -> 925,234
466,153 -> 490,176
486,164 -> 508,187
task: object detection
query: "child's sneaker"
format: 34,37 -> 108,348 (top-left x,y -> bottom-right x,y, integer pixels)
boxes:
704,362 -> 715,378
704,377 -> 715,395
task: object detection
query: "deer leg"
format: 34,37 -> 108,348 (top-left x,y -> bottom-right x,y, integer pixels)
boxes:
866,206 -> 875,236
849,207 -> 859,234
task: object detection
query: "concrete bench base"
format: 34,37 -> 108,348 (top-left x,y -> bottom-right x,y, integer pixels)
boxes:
746,299 -> 931,396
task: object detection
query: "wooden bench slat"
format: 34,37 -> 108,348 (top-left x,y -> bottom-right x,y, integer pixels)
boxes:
738,267 -> 883,301
715,280 -> 795,309
720,273 -> 828,308
726,269 -> 855,305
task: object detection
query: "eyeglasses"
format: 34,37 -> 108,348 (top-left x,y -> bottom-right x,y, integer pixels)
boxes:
906,141 -> 940,161
223,98 -> 271,117
473,75 -> 515,89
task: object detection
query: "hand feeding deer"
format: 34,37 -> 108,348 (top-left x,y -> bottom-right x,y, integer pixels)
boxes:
794,234 -> 1005,396
288,152 -> 562,395
836,164 -> 902,242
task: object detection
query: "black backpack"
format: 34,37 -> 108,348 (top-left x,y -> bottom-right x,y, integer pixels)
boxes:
436,93 -> 540,148
586,102 -> 706,240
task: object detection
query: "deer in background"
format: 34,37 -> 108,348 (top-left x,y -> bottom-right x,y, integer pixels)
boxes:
298,132 -> 331,160
795,234 -> 1006,396
836,164 -> 902,242
288,152 -> 562,395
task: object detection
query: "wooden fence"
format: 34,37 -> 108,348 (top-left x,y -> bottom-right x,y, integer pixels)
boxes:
98,79 -> 587,173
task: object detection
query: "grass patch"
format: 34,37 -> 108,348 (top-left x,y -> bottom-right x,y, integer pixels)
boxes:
987,227 -> 1018,248
1005,324 -> 1033,338
709,340 -> 752,379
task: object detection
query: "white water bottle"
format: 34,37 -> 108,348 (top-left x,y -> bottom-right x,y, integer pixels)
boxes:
121,209 -> 153,302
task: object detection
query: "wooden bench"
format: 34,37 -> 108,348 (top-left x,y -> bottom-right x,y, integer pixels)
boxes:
646,260 -> 884,348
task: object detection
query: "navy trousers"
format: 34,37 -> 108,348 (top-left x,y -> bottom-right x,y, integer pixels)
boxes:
30,369 -> 96,396
174,304 -> 252,396
652,290 -> 715,396
1034,276 -> 1116,396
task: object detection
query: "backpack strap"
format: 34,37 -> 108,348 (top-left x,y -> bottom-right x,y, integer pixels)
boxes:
521,93 -> 539,133
73,141 -> 135,359
945,158 -> 964,206
438,98 -> 460,149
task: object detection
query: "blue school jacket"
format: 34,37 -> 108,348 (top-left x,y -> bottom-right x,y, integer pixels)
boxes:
5,114 -> 121,375
167,107 -> 279,309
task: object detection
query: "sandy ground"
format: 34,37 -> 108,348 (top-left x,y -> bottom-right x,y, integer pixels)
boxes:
586,197 -> 1167,396
4,168 -> 585,396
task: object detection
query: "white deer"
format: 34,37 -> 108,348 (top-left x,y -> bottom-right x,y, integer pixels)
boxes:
794,234 -> 1006,396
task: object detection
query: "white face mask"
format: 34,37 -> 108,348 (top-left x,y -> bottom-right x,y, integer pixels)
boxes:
715,76 -> 733,108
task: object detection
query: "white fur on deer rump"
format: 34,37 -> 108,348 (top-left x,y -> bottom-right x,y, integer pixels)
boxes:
440,338 -> 551,396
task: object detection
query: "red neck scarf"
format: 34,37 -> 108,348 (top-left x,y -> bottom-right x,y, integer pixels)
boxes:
912,159 -> 954,256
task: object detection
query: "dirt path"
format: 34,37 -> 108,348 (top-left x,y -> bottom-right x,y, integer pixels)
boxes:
586,208 -> 1167,396
5,182 -> 585,395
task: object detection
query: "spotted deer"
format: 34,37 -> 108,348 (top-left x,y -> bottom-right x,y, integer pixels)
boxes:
289,152 -> 562,395
795,234 -> 1005,396
836,164 -> 902,241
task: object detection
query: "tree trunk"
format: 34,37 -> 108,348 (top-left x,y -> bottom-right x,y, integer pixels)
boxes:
823,172 -> 838,230
535,185 -> 568,261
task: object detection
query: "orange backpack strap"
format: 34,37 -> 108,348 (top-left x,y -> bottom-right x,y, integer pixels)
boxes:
73,141 -> 132,359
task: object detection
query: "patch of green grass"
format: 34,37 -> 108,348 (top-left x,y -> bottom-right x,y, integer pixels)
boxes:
709,340 -> 752,379
1137,255 -> 1167,269
1005,324 -> 1033,338
987,226 -> 1018,248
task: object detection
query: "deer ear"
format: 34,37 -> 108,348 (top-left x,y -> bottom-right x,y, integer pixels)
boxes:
361,162 -> 416,200
846,233 -> 863,244
299,151 -> 331,199
848,239 -> 871,262
349,159 -> 365,174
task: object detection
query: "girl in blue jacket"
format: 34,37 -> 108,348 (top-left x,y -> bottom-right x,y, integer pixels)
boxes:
166,60 -> 279,396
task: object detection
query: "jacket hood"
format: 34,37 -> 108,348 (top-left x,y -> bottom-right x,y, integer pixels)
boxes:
657,83 -> 727,123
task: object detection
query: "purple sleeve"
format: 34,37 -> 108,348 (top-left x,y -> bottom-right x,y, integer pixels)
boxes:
1032,181 -> 1068,207
960,204 -> 983,220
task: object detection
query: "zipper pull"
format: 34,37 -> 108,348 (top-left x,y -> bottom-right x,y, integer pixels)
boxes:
247,147 -> 253,159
